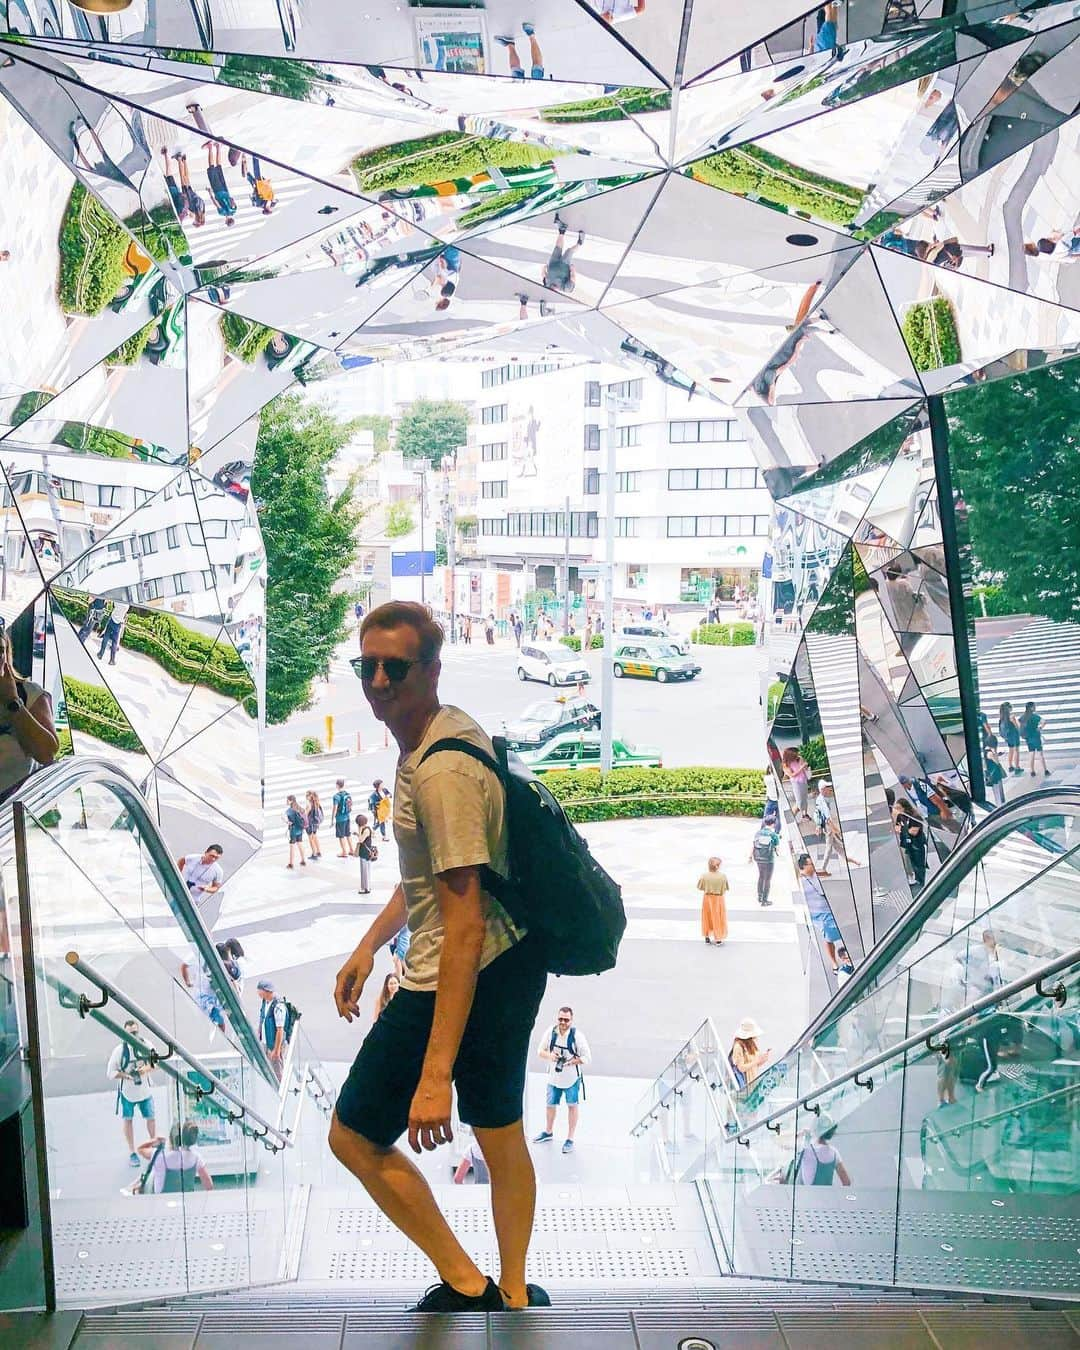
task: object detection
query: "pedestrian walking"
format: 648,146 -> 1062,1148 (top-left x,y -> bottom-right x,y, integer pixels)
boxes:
1019,700 -> 1049,777
107,1020 -> 156,1167
185,102 -> 213,136
77,595 -> 107,642
179,949 -> 226,1031
330,601 -> 549,1313
216,937 -> 246,993
205,142 -> 237,225
256,979 -> 296,1073
533,1006 -> 590,1154
979,712 -> 1006,806
998,701 -> 1022,775
173,151 -> 206,226
463,614 -> 472,645
728,1018 -> 770,1088
697,855 -> 729,945
369,778 -> 392,839
97,599 -> 128,665
798,853 -> 841,970
513,615 -> 523,648
135,1120 -> 213,1194
175,843 -> 224,909
333,779 -> 353,856
285,794 -> 307,868
894,796 -> 927,888
797,1117 -> 852,1185
160,148 -> 189,222
781,746 -> 811,821
749,816 -> 780,906
814,781 -> 860,875
305,790 -> 324,859
484,613 -> 495,645
355,811 -> 375,893
242,152 -> 276,213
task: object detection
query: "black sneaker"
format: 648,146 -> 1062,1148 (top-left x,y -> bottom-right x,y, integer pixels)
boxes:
411,1278 -> 504,1313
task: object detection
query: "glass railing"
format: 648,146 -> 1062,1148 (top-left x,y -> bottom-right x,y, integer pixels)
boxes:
630,1019 -> 741,1179
741,788 -> 1080,1131
696,950 -> 1080,1298
0,760 -> 335,1308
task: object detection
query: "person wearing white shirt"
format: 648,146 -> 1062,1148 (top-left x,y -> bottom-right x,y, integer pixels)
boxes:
106,1019 -> 156,1167
533,1007 -> 591,1154
176,844 -> 225,909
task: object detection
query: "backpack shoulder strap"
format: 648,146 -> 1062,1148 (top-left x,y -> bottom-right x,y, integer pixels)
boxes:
568,1026 -> 577,1057
549,1027 -> 557,1052
420,737 -> 503,779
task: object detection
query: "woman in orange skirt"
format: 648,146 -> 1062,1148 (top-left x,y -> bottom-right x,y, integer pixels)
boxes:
698,856 -> 730,945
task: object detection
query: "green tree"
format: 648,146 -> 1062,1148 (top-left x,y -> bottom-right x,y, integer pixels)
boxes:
946,361 -> 1080,623
385,502 -> 415,539
354,413 -> 392,454
395,399 -> 468,464
252,394 -> 362,723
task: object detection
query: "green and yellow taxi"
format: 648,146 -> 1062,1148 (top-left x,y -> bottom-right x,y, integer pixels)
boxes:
517,730 -> 662,774
612,641 -> 701,683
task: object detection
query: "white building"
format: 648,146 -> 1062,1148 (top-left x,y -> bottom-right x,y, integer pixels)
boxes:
463,361 -> 772,609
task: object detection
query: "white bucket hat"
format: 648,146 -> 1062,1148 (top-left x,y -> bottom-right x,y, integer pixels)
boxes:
735,1017 -> 763,1039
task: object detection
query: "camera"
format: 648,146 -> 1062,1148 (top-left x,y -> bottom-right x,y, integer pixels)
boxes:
554,1052 -> 571,1072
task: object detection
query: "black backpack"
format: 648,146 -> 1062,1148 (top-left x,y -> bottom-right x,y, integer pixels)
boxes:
752,828 -> 777,863
420,736 -> 625,976
269,996 -> 301,1043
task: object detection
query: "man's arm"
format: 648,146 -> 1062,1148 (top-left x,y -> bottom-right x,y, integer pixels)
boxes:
333,884 -> 407,1021
408,865 -> 487,1152
571,1032 -> 592,1068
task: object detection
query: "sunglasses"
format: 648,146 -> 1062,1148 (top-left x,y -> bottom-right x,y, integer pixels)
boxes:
351,655 -> 429,683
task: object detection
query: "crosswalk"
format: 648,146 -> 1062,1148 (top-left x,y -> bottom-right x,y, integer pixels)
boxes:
976,617 -> 1080,768
261,753 -> 381,829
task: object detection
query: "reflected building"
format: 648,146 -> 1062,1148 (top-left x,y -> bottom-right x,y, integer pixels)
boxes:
0,1 -> 1078,961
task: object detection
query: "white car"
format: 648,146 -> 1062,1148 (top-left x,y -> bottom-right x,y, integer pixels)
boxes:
515,643 -> 591,687
616,622 -> 689,656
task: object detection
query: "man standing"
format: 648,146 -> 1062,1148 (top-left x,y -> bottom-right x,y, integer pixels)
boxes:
332,779 -> 353,857
107,1019 -> 156,1167
534,1006 -> 590,1154
256,979 -> 289,1072
175,844 -> 224,911
798,853 -> 842,971
329,601 -> 549,1312
97,599 -> 128,665
369,778 -> 392,840
748,817 -> 781,906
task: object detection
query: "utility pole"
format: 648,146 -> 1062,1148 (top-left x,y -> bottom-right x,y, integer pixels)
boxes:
600,389 -> 639,772
415,458 -> 430,604
562,493 -> 571,635
443,453 -> 457,644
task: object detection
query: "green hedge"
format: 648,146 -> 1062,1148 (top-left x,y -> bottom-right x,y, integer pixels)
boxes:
456,188 -> 534,230
559,634 -> 605,652
53,422 -> 141,459
128,202 -> 189,266
544,766 -> 765,823
220,312 -> 275,364
691,622 -> 756,646
107,321 -> 155,367
801,735 -> 830,775
689,144 -> 864,227
901,297 -> 961,372
352,133 -> 559,192
63,675 -> 143,753
972,584 -> 1018,618
10,390 -> 53,426
540,87 -> 671,123
57,182 -> 130,316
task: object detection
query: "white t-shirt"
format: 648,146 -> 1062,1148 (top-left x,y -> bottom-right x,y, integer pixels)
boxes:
151,1146 -> 205,1193
394,705 -> 522,992
538,1024 -> 592,1085
0,676 -> 47,797
181,857 -> 224,903
107,1041 -> 153,1103
111,601 -> 130,624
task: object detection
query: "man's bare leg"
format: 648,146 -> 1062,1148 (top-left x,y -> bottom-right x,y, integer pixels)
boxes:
474,1119 -> 536,1309
328,1114 -> 487,1295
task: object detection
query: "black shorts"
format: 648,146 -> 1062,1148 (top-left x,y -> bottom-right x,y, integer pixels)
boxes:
334,818 -> 351,839
335,937 -> 547,1148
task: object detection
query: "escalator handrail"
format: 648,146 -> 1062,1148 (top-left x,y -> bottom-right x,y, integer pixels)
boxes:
4,758 -> 277,1086
66,950 -> 290,1150
927,1080 -> 1080,1143
799,786 -> 1080,1047
732,942 -> 1080,1146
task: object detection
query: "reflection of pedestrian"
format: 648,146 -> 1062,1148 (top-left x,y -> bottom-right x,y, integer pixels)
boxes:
186,102 -> 213,137
798,853 -> 841,970
979,712 -> 1006,806
808,3 -> 839,53
495,22 -> 545,79
542,216 -> 583,294
243,153 -> 276,213
175,152 -> 206,227
798,1118 -> 852,1185
698,856 -> 729,944
77,595 -> 107,642
1019,700 -> 1048,776
998,702 -> 1022,775
205,143 -> 237,225
97,600 -> 128,665
894,798 -> 927,889
108,1019 -> 156,1168
160,149 -> 188,222
781,746 -> 811,821
815,781 -> 860,875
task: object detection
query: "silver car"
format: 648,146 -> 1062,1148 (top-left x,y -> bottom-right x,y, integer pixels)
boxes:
515,643 -> 590,687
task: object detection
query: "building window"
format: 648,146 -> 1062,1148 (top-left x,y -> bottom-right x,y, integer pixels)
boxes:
141,577 -> 162,601
133,487 -> 153,506
669,419 -> 743,443
171,573 -> 190,595
667,516 -> 697,537
585,380 -> 601,407
614,425 -> 640,449
615,517 -> 639,537
615,471 -> 640,492
106,539 -> 126,562
666,514 -> 771,537
481,480 -> 507,499
607,378 -> 643,401
201,519 -> 228,540
584,424 -> 600,451
97,484 -> 121,508
583,468 -> 600,495
479,518 -> 507,536
166,525 -> 179,549
481,441 -> 507,462
138,532 -> 158,555
480,404 -> 507,425
55,477 -> 83,502
667,467 -> 764,490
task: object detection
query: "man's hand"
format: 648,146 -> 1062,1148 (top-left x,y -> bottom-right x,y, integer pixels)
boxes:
407,1072 -> 453,1154
334,946 -> 374,1021
269,1046 -> 282,1063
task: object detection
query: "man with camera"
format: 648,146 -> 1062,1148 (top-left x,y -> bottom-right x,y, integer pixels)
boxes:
534,1006 -> 591,1155
106,1019 -> 157,1167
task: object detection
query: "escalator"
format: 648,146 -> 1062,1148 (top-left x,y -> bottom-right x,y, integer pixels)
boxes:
633,789 -> 1080,1298
0,758 -> 335,1308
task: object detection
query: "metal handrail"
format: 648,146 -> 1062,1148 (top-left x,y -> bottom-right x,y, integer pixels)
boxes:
5,759 -> 276,1085
65,951 -> 290,1151
48,969 -> 284,1153
630,1017 -> 741,1138
731,944 -> 1080,1146
927,1080 -> 1080,1142
800,785 -> 1080,1046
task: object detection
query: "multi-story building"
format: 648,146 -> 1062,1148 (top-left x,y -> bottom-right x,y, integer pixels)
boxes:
465,361 -> 772,609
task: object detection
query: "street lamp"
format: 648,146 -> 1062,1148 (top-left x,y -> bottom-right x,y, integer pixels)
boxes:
600,388 -> 641,773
